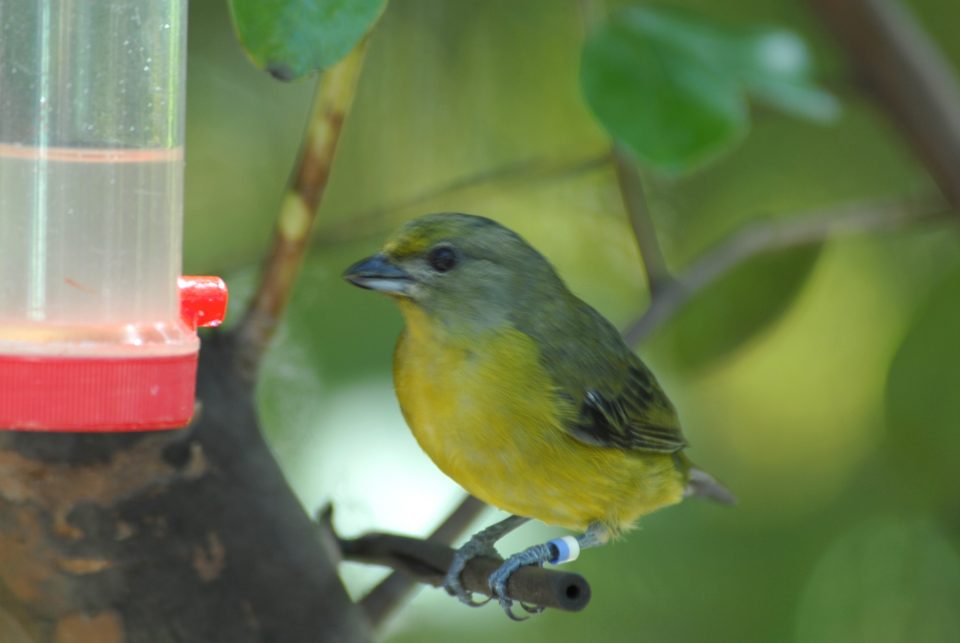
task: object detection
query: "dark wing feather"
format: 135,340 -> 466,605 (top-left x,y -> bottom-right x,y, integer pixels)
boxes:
510,289 -> 688,455
566,363 -> 687,454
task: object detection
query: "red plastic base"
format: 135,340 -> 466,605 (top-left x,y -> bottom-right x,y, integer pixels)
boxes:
0,353 -> 198,431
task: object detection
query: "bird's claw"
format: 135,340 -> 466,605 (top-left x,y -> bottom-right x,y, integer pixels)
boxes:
493,596 -> 544,621
499,596 -> 528,621
487,543 -> 552,619
443,539 -> 499,607
520,601 -> 545,615
444,574 -> 491,608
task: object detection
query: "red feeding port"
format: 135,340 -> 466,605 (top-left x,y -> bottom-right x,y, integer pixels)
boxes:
0,277 -> 227,432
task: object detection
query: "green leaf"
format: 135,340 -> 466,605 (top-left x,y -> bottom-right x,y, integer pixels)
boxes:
885,268 -> 960,502
581,9 -> 748,172
580,7 -> 838,172
660,243 -> 822,371
228,0 -> 385,80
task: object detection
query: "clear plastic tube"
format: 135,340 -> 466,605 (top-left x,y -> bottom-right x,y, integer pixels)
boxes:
0,0 -> 191,356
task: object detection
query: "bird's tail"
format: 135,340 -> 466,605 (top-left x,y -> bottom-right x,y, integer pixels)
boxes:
680,457 -> 736,505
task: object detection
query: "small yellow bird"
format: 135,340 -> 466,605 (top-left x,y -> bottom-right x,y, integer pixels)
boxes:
344,213 -> 732,618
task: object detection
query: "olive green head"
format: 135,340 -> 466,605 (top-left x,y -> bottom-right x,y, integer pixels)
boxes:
343,213 -> 566,328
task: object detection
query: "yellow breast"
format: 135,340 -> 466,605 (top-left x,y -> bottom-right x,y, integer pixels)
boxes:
392,301 -> 685,532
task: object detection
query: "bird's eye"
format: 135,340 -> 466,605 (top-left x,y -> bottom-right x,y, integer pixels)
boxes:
427,246 -> 458,272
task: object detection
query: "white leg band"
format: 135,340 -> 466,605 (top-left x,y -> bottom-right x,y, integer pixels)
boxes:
547,536 -> 581,564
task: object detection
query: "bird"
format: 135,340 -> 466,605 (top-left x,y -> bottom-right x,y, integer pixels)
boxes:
343,213 -> 733,619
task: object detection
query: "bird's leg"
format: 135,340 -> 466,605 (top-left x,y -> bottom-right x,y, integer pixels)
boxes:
489,521 -> 611,620
444,514 -> 529,606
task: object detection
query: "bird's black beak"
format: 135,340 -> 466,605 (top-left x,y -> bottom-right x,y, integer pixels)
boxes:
342,253 -> 414,295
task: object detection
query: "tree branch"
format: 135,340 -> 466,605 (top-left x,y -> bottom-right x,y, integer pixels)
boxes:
807,0 -> 960,213
613,145 -> 673,296
318,495 -> 592,626
235,43 -> 369,376
622,196 -> 952,345
333,527 -> 590,614
357,496 -> 487,628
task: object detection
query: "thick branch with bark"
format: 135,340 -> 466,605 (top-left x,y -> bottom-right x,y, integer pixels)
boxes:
808,0 -> 960,212
0,335 -> 370,643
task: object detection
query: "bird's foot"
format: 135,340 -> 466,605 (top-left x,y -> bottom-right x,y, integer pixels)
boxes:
487,542 -> 555,620
443,538 -> 498,607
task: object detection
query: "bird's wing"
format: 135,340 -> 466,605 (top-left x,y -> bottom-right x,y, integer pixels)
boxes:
512,291 -> 688,454
523,299 -> 687,455
564,359 -> 688,454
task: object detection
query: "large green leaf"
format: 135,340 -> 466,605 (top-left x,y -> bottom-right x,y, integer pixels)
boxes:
228,0 -> 385,80
885,268 -> 960,502
660,243 -> 822,371
581,9 -> 748,172
580,7 -> 838,172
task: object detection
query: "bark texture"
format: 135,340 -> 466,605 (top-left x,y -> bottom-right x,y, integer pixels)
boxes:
0,333 -> 370,643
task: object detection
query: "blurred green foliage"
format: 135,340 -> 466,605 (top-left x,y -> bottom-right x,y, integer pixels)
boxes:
581,6 -> 837,171
886,267 -> 960,507
182,1 -> 960,641
796,518 -> 960,643
658,244 -> 823,371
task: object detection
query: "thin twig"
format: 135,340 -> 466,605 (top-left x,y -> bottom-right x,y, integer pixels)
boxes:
613,145 -> 673,296
427,495 -> 489,544
234,43 -> 369,376
359,496 -> 487,627
319,497 -> 588,625
314,152 -> 613,248
807,0 -> 960,212
622,196 -> 951,345
340,531 -> 590,614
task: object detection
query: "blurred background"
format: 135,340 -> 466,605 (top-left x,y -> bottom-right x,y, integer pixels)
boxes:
185,1 -> 960,641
